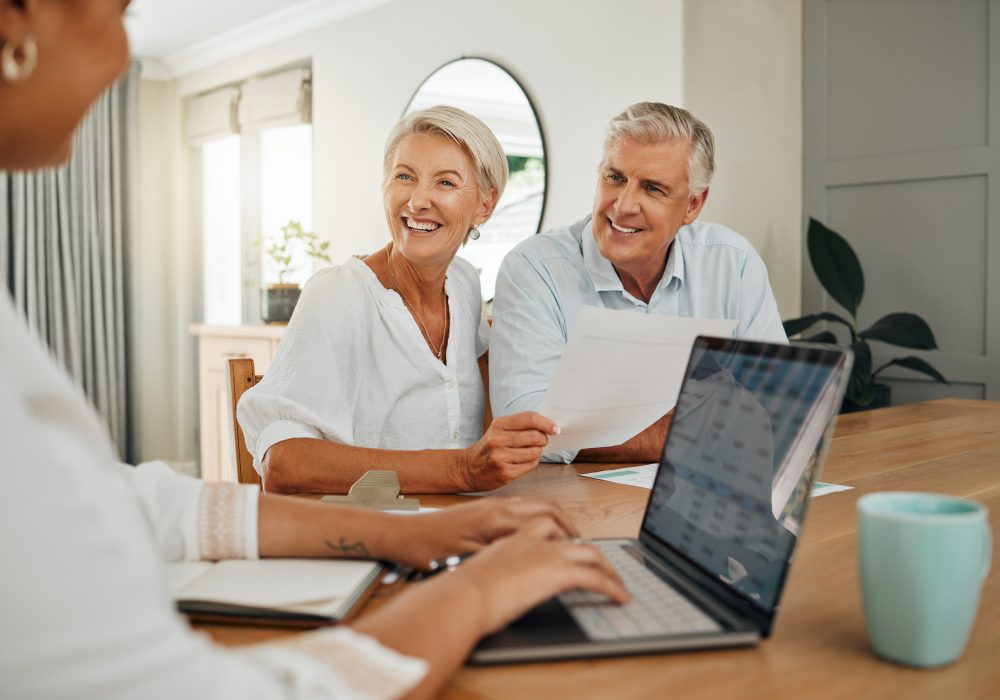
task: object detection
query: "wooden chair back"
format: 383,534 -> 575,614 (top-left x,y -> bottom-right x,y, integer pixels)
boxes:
227,358 -> 263,486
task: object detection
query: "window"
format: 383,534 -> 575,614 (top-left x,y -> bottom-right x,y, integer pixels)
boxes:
200,136 -> 241,324
188,67 -> 314,324
259,125 -> 314,288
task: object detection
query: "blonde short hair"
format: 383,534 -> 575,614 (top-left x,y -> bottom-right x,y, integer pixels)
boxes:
383,105 -> 508,204
604,102 -> 716,196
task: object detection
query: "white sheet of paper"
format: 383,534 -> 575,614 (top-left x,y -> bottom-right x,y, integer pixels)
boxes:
581,463 -> 659,488
581,465 -> 852,499
810,482 -> 854,498
538,307 -> 737,453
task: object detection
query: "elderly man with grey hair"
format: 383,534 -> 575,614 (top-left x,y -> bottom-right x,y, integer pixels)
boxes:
489,102 -> 786,464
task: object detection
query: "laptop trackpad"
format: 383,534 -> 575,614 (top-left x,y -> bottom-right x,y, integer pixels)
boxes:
476,598 -> 587,651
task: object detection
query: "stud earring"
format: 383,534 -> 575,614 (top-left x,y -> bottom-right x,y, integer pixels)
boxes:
468,227 -> 481,241
1,34 -> 38,84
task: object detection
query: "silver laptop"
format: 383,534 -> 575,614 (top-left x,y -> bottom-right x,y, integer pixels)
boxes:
472,336 -> 852,664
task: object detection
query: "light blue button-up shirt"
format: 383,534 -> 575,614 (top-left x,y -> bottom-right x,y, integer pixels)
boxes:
489,215 -> 787,462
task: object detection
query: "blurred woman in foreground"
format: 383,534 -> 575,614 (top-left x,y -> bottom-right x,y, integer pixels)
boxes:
0,1 -> 627,698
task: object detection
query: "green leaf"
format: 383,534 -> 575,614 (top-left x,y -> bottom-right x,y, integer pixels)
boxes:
873,356 -> 949,385
860,313 -> 938,350
808,218 -> 864,317
806,331 -> 839,344
783,315 -> 820,337
847,340 -> 873,404
783,311 -> 854,340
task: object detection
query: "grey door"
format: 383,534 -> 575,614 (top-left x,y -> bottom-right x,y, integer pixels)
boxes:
803,0 -> 999,401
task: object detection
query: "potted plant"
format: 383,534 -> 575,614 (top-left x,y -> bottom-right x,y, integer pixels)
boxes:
783,218 -> 948,412
261,220 -> 331,323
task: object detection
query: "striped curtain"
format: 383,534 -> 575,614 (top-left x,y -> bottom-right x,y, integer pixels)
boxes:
0,63 -> 138,461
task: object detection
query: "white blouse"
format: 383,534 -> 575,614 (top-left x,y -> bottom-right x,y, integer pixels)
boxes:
238,255 -> 489,474
0,297 -> 427,699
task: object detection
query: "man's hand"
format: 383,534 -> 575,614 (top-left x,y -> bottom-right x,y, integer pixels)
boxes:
458,412 -> 558,490
577,411 -> 673,463
386,498 -> 577,570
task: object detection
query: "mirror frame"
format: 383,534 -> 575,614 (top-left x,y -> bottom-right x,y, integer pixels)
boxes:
402,56 -> 549,234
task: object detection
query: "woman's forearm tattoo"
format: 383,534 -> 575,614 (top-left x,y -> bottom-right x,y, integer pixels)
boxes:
325,537 -> 370,557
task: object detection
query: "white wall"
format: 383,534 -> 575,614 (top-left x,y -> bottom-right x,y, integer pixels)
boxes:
683,0 -> 803,318
173,0 -> 686,262
134,0 -> 802,463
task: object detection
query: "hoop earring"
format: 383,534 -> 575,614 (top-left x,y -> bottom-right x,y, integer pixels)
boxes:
468,227 -> 481,241
1,34 -> 38,84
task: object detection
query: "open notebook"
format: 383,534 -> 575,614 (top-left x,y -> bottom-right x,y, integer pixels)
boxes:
167,559 -> 384,627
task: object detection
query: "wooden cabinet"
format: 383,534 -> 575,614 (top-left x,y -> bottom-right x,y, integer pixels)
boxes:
190,324 -> 285,481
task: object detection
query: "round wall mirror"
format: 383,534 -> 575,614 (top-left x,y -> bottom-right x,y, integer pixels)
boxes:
404,57 -> 547,302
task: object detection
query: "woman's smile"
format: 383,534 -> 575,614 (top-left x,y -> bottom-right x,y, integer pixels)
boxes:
403,216 -> 442,234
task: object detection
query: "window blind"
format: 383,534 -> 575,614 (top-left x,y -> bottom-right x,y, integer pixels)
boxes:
238,67 -> 312,131
184,86 -> 240,145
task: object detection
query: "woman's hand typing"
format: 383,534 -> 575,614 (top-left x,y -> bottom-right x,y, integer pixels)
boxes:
385,497 -> 578,570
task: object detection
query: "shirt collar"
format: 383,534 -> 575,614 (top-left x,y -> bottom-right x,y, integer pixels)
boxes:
581,216 -> 687,295
663,230 -> 685,288
581,216 -> 624,292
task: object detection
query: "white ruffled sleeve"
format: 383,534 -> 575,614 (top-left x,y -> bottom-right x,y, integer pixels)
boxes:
241,627 -> 429,700
121,461 -> 259,561
237,265 -> 369,473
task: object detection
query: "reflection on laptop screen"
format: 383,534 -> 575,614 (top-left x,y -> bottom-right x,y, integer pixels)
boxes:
644,338 -> 846,613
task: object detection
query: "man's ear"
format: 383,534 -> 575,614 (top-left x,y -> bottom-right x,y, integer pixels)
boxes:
683,187 -> 709,225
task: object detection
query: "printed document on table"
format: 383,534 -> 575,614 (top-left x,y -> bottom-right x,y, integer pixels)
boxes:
581,463 -> 659,488
810,482 -> 853,497
538,307 -> 737,454
581,465 -> 852,498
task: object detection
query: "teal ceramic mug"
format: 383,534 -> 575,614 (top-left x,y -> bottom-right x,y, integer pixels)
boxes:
858,492 -> 992,667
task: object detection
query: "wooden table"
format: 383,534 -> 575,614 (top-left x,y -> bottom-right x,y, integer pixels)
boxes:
202,399 -> 1000,699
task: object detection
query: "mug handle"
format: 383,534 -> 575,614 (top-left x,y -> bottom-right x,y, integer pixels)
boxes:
982,522 -> 993,581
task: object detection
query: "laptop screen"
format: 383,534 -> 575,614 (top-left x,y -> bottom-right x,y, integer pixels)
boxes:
642,337 -> 848,614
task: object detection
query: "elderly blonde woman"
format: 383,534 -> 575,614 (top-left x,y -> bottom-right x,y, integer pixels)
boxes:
238,106 -> 557,495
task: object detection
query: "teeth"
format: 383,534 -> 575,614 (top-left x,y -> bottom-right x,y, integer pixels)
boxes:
611,221 -> 639,233
406,218 -> 440,232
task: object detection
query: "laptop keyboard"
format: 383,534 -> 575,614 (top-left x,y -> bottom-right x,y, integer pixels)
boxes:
559,541 -> 722,640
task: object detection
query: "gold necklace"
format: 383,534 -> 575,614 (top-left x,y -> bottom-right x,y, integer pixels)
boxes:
387,251 -> 449,360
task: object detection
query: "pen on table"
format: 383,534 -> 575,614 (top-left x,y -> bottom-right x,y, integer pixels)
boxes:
409,553 -> 468,581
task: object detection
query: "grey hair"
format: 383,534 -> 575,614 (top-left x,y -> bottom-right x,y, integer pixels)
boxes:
603,102 -> 716,196
383,105 -> 508,208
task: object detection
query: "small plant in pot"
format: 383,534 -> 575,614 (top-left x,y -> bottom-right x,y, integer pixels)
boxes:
783,218 -> 948,412
261,220 -> 331,323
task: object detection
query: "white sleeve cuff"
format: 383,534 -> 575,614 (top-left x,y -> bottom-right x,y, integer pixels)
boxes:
196,481 -> 260,560
244,627 -> 428,700
241,483 -> 260,559
254,419 -> 324,474
126,461 -> 205,561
